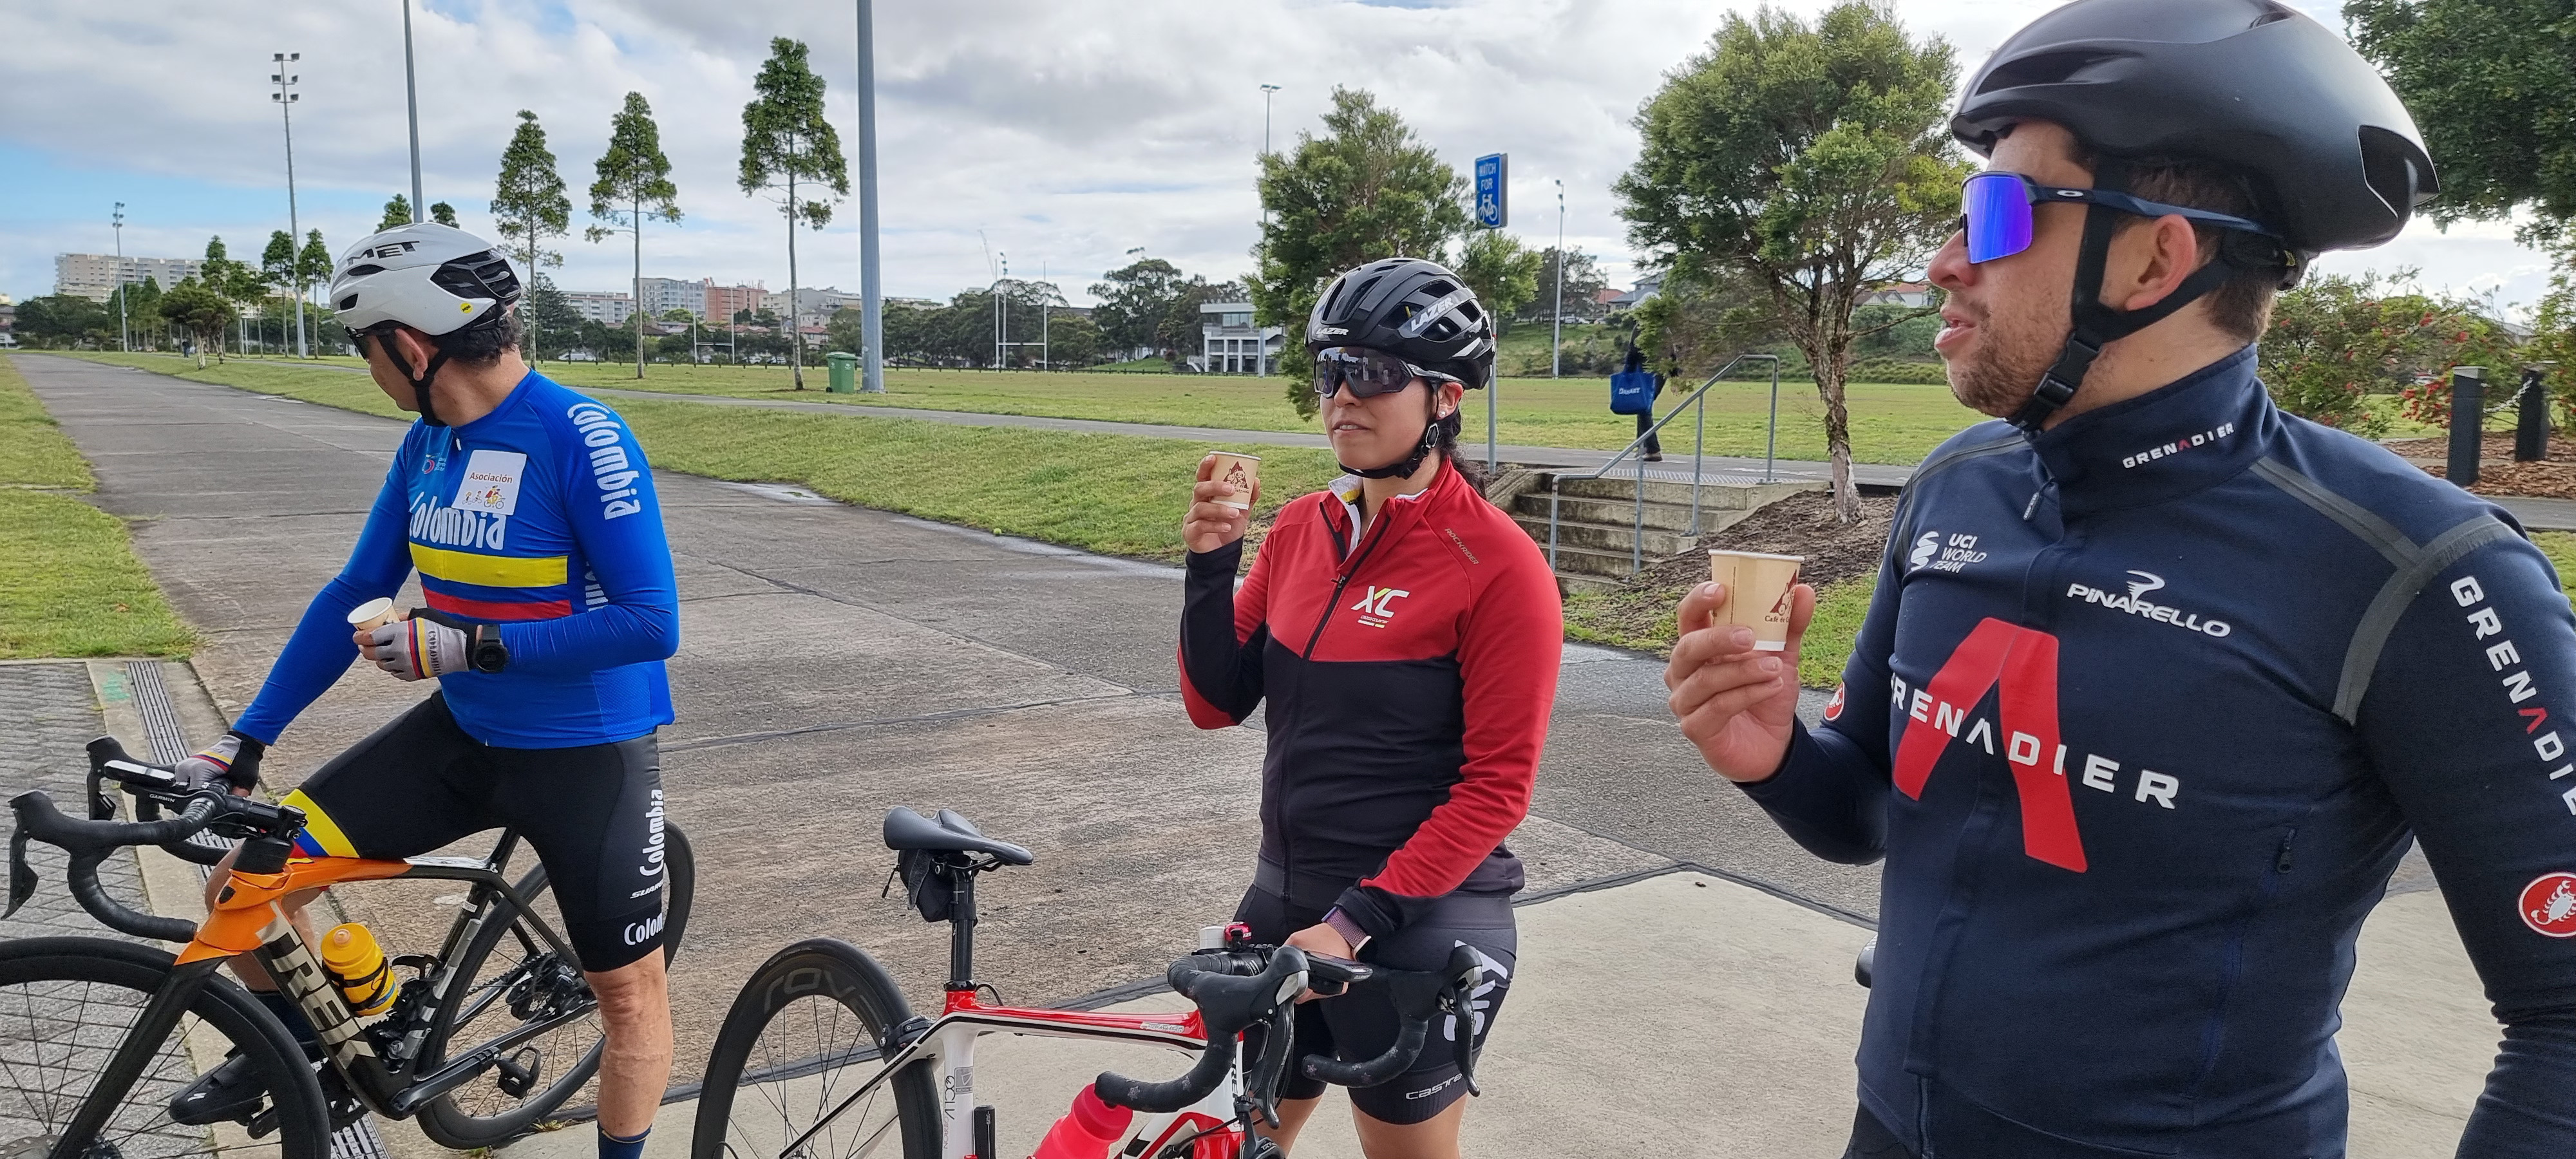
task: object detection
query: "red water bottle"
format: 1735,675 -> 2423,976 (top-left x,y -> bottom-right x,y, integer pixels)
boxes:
1029,1084 -> 1131,1159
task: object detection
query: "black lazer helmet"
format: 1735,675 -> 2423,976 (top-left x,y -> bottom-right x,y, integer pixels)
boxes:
1305,258 -> 1496,390
1951,0 -> 2439,428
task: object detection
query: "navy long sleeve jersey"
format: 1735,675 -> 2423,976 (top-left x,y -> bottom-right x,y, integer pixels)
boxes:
1749,348 -> 2576,1157
234,372 -> 678,749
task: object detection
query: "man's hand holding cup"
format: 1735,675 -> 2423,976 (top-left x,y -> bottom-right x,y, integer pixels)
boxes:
1665,552 -> 1815,784
1184,452 -> 1260,554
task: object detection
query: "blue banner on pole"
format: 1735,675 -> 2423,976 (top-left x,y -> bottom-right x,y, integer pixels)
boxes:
1474,153 -> 1508,229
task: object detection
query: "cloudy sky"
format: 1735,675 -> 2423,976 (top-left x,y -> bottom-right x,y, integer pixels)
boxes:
1,0 -> 2555,316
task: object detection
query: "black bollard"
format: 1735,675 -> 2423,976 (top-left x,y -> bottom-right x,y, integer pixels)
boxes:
2448,366 -> 2486,488
2517,367 -> 2550,462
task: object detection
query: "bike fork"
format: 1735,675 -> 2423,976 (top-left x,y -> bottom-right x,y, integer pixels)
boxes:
48,958 -> 223,1159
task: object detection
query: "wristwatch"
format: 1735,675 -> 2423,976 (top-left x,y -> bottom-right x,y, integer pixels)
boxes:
1321,907 -> 1371,956
466,623 -> 510,674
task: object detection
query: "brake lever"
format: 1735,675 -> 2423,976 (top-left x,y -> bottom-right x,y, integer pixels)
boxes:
5,825 -> 33,921
1241,1010 -> 1295,1129
1443,946 -> 1486,1098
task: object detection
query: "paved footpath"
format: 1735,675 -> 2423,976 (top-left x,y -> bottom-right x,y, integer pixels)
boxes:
9,354 -> 2514,1156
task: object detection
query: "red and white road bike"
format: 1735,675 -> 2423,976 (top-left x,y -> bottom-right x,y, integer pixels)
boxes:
690,808 -> 1484,1159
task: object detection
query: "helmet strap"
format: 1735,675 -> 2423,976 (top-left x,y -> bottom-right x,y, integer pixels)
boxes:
382,337 -> 455,428
2009,157 -> 2249,432
1341,400 -> 1451,480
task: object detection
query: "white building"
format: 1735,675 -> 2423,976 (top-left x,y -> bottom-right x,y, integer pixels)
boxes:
1198,303 -> 1282,375
636,276 -> 708,320
759,286 -> 861,329
55,254 -> 207,301
560,290 -> 635,325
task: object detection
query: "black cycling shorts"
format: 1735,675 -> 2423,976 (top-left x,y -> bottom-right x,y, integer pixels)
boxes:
1844,1104 -> 1917,1158
1233,885 -> 1515,1126
280,693 -> 670,972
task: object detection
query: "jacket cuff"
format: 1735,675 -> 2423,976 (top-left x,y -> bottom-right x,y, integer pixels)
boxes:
1331,885 -> 1412,940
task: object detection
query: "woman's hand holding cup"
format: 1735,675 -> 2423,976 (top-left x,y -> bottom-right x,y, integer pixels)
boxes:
1184,453 -> 1260,554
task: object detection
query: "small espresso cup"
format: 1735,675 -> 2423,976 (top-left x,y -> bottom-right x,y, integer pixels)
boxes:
1708,551 -> 1806,651
1206,452 -> 1261,511
346,598 -> 406,633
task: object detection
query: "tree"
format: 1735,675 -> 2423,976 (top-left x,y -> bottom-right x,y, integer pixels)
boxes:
15,295 -> 111,349
160,278 -> 236,367
198,236 -> 267,358
587,92 -> 683,381
1088,256 -> 1188,356
740,37 -> 849,390
492,109 -> 571,362
260,231 -> 297,291
1251,87 -> 1471,415
2259,269 -> 2524,435
1453,231 -> 1544,334
377,194 -> 414,232
2349,0 -> 2576,250
522,275 -> 583,361
1528,247 -> 1610,325
1159,279 -> 1245,370
429,202 -> 459,227
1616,1 -> 1967,520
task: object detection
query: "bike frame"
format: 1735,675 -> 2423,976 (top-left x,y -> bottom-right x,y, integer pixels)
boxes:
50,834 -> 590,1159
775,992 -> 1245,1159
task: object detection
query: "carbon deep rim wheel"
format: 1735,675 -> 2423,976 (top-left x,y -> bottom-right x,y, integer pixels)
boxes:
692,939 -> 938,1159
0,936 -> 330,1159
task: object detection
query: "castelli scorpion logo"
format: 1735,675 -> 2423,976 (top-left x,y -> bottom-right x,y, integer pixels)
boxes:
2520,873 -> 2576,938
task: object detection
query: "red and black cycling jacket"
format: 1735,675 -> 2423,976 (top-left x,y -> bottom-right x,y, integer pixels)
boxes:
1180,461 -> 1562,939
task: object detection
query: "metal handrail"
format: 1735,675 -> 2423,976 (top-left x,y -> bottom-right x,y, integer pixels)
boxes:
1546,353 -> 1782,576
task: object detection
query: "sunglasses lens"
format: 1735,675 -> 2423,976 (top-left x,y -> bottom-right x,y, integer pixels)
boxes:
1963,173 -> 2034,263
1314,348 -> 1419,399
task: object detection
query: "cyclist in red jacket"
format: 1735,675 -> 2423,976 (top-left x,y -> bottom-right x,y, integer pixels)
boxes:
1180,258 -> 1563,1158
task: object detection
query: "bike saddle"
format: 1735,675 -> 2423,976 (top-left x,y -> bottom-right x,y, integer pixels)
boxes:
880,807 -> 1034,865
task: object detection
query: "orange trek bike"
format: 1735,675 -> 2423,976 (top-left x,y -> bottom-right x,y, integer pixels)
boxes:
0,737 -> 694,1159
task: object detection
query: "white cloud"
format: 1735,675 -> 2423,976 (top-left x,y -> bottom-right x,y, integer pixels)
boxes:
0,0 -> 2553,314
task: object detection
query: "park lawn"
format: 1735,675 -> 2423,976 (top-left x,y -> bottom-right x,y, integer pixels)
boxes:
1563,572 -> 1875,688
0,354 -> 97,489
44,350 -> 1338,561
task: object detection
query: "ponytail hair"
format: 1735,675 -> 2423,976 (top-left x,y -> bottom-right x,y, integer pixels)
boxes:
1430,403 -> 1487,492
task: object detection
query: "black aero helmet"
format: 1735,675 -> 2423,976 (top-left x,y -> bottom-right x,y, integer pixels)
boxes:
1306,258 -> 1497,390
1951,0 -> 2439,428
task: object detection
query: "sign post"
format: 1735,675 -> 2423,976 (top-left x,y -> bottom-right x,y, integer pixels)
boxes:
1473,153 -> 1507,475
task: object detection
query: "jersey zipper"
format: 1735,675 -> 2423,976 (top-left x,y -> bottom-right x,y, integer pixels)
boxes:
1282,498 -> 1396,914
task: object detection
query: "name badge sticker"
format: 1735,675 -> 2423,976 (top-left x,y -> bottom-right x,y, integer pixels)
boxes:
453,449 -> 529,516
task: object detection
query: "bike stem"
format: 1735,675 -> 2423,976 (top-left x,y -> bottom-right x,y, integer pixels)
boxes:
50,958 -> 222,1159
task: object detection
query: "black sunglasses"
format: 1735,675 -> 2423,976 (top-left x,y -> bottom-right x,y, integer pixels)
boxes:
1312,346 -> 1459,402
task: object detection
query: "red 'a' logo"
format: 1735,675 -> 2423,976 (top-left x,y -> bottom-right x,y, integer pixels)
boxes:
1893,617 -> 2088,872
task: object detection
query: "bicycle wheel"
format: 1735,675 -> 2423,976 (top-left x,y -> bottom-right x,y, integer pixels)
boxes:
413,824 -> 695,1149
0,936 -> 330,1159
692,939 -> 939,1159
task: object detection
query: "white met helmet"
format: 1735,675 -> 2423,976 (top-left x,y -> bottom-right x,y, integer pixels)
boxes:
328,221 -> 522,337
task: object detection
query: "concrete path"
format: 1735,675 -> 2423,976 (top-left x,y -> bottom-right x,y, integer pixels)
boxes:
8,353 -> 2515,1156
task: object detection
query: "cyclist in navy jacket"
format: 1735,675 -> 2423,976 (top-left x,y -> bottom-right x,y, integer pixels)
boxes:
1180,259 -> 1562,1158
1664,3 -> 2576,1156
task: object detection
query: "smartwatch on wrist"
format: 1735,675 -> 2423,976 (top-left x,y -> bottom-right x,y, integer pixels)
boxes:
466,624 -> 510,674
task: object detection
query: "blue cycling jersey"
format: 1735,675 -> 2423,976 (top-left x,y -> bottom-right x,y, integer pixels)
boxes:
234,370 -> 679,749
1750,348 -> 2576,1157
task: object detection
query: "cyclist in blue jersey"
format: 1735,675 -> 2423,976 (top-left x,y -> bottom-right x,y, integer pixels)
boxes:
1664,2 -> 2576,1156
168,222 -> 682,1159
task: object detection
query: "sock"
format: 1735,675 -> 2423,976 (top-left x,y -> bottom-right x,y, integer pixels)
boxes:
252,989 -> 320,1053
598,1126 -> 649,1159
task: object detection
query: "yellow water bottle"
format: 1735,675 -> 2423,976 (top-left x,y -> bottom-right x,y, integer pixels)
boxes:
319,923 -> 397,1017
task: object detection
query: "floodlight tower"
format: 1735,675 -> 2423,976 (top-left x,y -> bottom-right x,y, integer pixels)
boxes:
273,52 -> 308,357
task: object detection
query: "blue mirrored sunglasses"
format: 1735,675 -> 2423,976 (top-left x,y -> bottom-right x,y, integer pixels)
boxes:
1959,171 -> 2278,264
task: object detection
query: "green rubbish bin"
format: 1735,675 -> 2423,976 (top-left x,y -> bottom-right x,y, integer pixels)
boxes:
823,351 -> 859,393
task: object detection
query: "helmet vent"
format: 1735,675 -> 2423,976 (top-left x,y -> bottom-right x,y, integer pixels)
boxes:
337,294 -> 358,310
2249,3 -> 2295,28
345,264 -> 386,276
1978,50 -> 2121,94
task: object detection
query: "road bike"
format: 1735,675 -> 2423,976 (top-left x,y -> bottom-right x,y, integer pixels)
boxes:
0,736 -> 696,1158
692,807 -> 1486,1159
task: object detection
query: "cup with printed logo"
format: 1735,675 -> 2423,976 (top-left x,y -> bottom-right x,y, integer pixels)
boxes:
1206,453 -> 1261,511
346,598 -> 406,633
1707,551 -> 1804,651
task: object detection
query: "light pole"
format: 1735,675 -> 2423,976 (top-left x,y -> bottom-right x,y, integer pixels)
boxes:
272,53 -> 308,358
1039,260 -> 1049,371
402,0 -> 424,222
1551,180 -> 1565,379
112,203 -> 128,352
855,0 -> 885,392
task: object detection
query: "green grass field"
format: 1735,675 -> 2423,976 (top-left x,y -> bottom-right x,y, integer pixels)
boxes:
89,350 -> 1994,464
0,354 -> 196,658
44,351 -> 1340,561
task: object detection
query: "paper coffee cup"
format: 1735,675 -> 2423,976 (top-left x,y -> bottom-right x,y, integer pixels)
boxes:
1208,453 -> 1261,511
346,598 -> 404,632
1709,551 -> 1805,651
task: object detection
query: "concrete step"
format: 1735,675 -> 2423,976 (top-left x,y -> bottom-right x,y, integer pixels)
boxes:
1550,476 -> 1823,509
1536,539 -> 1664,580
1555,572 -> 1627,598
1512,493 -> 1733,534
1511,510 -> 1759,558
